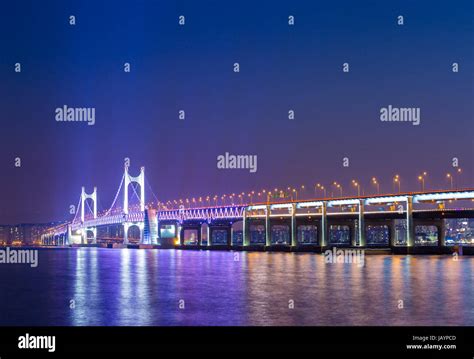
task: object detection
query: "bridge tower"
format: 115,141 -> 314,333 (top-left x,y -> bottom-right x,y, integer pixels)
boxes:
123,165 -> 145,214
81,186 -> 97,221
123,165 -> 145,245
81,186 -> 97,244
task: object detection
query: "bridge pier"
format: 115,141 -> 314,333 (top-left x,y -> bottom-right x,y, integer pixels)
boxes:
177,224 -> 182,245
197,226 -> 202,246
389,219 -> 397,247
406,196 -> 415,247
358,199 -> 366,247
123,223 -> 129,245
243,208 -> 250,246
438,220 -> 446,247
291,204 -> 297,247
351,222 -> 357,247
179,226 -> 185,246
206,225 -> 211,246
265,205 -> 271,246
154,217 -> 160,245
66,225 -> 72,246
320,202 -> 327,247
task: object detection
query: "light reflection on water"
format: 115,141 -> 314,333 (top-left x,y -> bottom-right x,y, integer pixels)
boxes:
0,248 -> 472,326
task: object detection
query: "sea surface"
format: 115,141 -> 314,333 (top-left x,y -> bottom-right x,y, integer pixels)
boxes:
0,248 -> 472,326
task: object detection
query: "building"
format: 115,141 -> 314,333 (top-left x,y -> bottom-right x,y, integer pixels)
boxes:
0,223 -> 57,246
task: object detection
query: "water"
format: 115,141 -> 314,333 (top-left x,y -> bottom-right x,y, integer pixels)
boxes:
0,248 -> 472,326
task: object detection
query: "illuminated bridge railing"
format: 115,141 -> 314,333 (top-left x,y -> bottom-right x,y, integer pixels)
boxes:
44,223 -> 69,237
157,189 -> 474,222
158,206 -> 246,222
71,211 -> 145,230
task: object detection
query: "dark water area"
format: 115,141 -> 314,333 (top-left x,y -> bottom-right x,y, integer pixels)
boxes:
0,248 -> 472,326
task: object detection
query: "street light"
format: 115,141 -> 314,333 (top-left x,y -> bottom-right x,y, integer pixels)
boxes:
333,182 -> 343,196
393,175 -> 401,193
320,185 -> 326,197
371,177 -> 380,194
352,180 -> 360,196
316,183 -> 327,198
292,188 -> 298,201
456,168 -> 462,189
418,175 -> 424,191
418,172 -> 427,191
446,173 -> 453,189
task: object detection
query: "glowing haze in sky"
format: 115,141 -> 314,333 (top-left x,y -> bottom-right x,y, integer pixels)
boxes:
0,0 -> 472,223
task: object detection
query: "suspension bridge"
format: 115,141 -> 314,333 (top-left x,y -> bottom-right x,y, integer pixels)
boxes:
41,164 -> 474,252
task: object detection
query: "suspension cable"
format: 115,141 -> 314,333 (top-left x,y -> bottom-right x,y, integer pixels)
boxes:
145,175 -> 159,203
72,194 -> 82,223
103,174 -> 125,217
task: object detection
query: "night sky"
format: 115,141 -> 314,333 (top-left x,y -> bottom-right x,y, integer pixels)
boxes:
0,0 -> 472,224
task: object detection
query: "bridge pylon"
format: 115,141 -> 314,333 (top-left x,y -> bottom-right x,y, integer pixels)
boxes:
122,165 -> 145,245
81,186 -> 97,244
123,165 -> 145,214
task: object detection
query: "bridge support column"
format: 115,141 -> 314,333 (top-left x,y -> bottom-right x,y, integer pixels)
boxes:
207,225 -> 211,246
123,223 -> 129,245
178,225 -> 184,246
230,226 -> 234,246
291,203 -> 297,247
91,227 -> 97,244
66,225 -> 72,246
154,218 -> 160,245
226,226 -> 232,246
139,224 -> 144,244
351,222 -> 357,247
320,202 -> 327,247
389,219 -> 397,247
265,205 -> 271,246
358,199 -> 366,247
243,208 -> 250,246
197,225 -> 202,246
438,220 -> 446,247
406,196 -> 415,247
